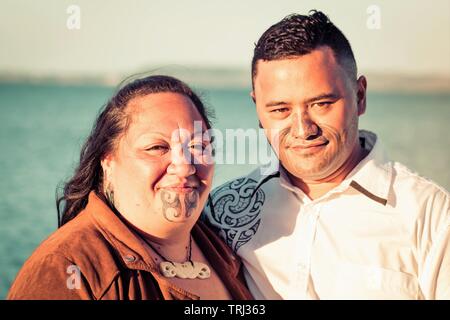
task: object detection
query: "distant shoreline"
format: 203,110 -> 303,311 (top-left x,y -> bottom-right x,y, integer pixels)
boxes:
1,67 -> 449,93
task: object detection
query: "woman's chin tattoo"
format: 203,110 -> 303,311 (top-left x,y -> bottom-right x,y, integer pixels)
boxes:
160,189 -> 198,222
184,191 -> 198,218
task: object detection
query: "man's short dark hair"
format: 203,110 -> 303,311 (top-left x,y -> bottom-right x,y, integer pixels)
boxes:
251,10 -> 357,86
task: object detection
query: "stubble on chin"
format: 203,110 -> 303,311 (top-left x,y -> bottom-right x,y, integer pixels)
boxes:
279,121 -> 358,180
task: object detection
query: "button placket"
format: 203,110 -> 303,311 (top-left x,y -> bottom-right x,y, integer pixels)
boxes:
290,204 -> 320,297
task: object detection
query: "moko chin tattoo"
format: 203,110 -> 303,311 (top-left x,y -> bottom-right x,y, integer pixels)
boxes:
161,190 -> 199,222
184,191 -> 198,218
161,190 -> 182,222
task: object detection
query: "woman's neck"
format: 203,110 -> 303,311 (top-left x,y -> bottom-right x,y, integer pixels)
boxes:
117,211 -> 193,261
142,232 -> 192,263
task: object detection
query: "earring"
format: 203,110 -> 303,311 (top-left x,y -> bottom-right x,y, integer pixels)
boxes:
105,182 -> 115,206
103,170 -> 115,206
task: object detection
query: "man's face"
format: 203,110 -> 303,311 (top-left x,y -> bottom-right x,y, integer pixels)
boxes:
252,46 -> 366,182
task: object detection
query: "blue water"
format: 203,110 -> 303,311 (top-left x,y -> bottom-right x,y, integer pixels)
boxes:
0,83 -> 449,298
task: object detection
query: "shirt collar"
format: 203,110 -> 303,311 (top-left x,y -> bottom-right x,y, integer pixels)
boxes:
342,130 -> 392,205
276,130 -> 392,206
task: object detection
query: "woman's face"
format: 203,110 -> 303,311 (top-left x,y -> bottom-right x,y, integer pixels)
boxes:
102,92 -> 214,234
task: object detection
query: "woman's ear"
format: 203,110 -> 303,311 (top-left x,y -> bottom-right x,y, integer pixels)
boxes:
101,153 -> 114,170
100,154 -> 114,184
100,154 -> 116,205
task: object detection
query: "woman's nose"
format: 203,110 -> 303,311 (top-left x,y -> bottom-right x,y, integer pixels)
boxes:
167,141 -> 196,177
167,162 -> 196,177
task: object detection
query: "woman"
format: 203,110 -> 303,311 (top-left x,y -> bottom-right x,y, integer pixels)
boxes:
8,75 -> 253,300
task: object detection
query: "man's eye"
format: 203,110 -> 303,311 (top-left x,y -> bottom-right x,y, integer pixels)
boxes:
270,108 -> 289,113
312,101 -> 332,108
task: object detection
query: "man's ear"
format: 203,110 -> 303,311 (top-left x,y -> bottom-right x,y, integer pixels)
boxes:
250,91 -> 262,128
356,75 -> 367,116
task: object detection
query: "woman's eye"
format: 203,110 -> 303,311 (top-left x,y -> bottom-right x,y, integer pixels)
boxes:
145,145 -> 169,153
190,143 -> 207,152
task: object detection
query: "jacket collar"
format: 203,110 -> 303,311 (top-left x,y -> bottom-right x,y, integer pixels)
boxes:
86,192 -> 161,272
85,191 -> 241,276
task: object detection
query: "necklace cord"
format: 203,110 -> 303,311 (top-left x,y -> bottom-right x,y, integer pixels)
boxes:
143,235 -> 192,264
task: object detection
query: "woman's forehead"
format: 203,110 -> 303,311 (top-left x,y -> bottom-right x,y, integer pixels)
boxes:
124,92 -> 207,138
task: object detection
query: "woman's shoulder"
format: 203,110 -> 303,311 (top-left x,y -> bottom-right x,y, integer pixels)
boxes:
7,211 -> 122,299
32,211 -> 114,262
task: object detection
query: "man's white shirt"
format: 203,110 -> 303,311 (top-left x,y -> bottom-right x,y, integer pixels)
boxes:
204,130 -> 449,299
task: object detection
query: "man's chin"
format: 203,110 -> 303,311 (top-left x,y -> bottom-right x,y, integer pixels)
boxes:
283,161 -> 335,182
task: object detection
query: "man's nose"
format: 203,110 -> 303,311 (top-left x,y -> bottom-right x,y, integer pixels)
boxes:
291,112 -> 319,140
167,142 -> 196,177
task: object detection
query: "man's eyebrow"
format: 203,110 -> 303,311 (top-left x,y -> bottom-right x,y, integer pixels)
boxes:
264,93 -> 341,108
265,101 -> 289,108
304,93 -> 340,104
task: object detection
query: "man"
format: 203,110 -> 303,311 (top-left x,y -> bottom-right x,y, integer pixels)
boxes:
203,11 -> 449,299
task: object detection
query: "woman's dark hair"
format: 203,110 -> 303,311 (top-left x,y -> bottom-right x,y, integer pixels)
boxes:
56,75 -> 212,227
251,10 -> 357,87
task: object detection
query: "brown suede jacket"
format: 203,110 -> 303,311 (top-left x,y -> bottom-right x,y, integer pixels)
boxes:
7,192 -> 253,300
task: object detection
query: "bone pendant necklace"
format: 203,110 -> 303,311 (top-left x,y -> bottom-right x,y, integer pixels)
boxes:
145,236 -> 211,279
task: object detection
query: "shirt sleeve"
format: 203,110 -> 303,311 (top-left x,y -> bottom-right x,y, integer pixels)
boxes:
419,189 -> 450,300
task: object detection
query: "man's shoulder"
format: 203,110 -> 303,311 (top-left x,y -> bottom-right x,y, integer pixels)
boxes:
210,167 -> 279,199
391,161 -> 449,200
202,167 -> 280,252
389,161 -> 449,230
207,167 -> 280,214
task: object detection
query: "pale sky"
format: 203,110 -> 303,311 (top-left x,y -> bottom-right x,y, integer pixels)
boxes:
1,0 -> 449,76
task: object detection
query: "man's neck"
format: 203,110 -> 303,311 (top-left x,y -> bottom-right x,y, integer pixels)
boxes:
289,144 -> 369,200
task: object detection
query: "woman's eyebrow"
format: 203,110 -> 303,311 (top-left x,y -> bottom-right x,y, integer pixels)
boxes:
137,130 -> 210,141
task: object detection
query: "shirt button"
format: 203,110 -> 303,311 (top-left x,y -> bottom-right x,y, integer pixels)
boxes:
124,254 -> 137,263
298,264 -> 307,272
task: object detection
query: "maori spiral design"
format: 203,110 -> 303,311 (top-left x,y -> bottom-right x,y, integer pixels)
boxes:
209,178 -> 265,252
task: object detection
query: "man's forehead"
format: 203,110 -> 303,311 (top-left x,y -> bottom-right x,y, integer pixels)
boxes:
255,47 -> 339,75
254,56 -> 346,94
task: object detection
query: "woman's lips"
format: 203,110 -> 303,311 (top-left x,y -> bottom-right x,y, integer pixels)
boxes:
159,183 -> 199,193
162,186 -> 196,193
